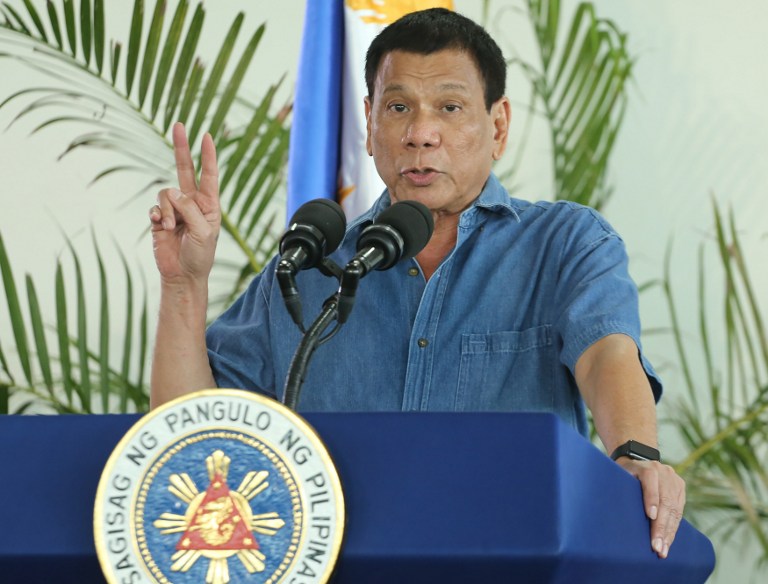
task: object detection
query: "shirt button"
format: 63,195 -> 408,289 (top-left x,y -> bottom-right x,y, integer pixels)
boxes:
408,267 -> 419,277
417,338 -> 429,348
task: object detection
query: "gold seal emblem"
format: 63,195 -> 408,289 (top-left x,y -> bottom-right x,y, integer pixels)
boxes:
94,390 -> 344,584
151,449 -> 289,582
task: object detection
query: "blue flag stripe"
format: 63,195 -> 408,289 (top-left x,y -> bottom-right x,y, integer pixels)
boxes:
287,0 -> 344,219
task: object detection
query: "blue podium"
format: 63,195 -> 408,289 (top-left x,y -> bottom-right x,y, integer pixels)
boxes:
0,412 -> 715,583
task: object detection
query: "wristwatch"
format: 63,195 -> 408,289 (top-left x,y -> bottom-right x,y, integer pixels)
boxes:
610,440 -> 661,462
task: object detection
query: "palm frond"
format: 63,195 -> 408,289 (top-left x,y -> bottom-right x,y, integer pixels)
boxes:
0,232 -> 33,386
0,1 -> 287,201
0,0 -> 291,411
162,2 -> 203,131
500,1 -> 631,211
25,274 -> 55,399
136,0 -> 165,109
665,200 -> 768,564
55,258 -> 74,405
210,90 -> 290,306
0,231 -> 151,413
150,0 -> 188,122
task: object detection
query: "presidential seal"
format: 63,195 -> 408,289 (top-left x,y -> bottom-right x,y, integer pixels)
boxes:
94,389 -> 344,584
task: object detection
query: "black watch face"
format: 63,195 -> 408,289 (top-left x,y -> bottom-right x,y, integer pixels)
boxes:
612,440 -> 660,462
628,441 -> 660,461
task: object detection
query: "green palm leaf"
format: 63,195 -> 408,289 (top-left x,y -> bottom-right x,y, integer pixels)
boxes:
1,0 -> 288,208
26,274 -> 55,399
79,0 -> 90,67
55,258 -> 74,405
93,0 -> 103,73
136,0 -> 165,108
207,23 -> 264,141
0,232 -> 152,413
0,0 -> 290,413
125,0 -> 143,96
21,0 -> 46,40
162,2 -> 202,131
62,0 -> 76,57
0,233 -> 33,386
150,0 -> 188,122
666,201 -> 768,565
498,0 -> 631,211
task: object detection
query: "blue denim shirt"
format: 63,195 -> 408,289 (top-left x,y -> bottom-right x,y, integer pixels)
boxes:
206,174 -> 661,436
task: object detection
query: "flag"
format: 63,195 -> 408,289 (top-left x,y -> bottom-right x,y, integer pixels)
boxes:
287,0 -> 453,221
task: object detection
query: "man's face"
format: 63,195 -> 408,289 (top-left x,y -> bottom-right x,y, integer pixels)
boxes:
365,49 -> 510,216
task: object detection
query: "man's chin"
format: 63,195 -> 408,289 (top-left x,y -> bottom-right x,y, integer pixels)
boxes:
390,182 -> 447,206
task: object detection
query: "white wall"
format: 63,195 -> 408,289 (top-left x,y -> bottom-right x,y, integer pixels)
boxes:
1,1 -> 766,581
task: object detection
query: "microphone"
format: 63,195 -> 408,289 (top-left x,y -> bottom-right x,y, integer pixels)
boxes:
276,199 -> 347,326
337,200 -> 433,323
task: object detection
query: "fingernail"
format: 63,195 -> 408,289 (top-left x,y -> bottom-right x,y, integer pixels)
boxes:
653,538 -> 663,554
173,190 -> 183,200
649,505 -> 658,520
662,544 -> 669,558
162,218 -> 172,230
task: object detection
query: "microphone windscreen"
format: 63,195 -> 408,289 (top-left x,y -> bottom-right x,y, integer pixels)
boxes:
286,198 -> 347,254
374,200 -> 434,259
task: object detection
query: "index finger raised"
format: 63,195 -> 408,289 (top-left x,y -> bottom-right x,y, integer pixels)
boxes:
172,122 -> 198,194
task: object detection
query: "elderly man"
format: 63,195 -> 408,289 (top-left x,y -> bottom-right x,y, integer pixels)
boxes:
149,8 -> 685,560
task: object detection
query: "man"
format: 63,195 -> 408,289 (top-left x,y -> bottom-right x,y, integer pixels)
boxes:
149,8 -> 684,559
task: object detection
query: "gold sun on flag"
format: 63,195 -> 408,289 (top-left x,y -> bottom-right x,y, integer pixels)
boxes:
346,0 -> 453,25
153,450 -> 286,584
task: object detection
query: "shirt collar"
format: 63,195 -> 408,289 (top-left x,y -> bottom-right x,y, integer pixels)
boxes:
462,173 -> 520,225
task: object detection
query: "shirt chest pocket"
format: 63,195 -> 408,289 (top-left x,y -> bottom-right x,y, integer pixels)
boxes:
454,325 -> 555,412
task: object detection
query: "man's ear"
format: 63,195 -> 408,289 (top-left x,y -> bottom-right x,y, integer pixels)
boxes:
491,97 -> 511,161
364,96 -> 373,156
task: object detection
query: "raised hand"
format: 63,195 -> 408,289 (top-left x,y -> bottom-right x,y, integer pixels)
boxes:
150,122 -> 221,284
149,122 -> 220,407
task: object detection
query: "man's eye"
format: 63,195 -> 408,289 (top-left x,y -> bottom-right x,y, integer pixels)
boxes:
443,104 -> 461,113
389,103 -> 408,113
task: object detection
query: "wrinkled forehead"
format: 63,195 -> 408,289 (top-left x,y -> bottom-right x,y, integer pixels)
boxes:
371,49 -> 485,97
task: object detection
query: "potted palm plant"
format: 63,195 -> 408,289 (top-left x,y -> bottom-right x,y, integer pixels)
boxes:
663,202 -> 768,575
0,0 -> 289,414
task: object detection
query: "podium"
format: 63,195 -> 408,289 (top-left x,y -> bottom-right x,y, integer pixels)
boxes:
0,411 -> 715,583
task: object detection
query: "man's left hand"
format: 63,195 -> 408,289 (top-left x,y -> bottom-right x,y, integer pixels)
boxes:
615,457 -> 686,559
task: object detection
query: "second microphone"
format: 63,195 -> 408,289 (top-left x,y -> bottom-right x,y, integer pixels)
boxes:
337,200 -> 434,324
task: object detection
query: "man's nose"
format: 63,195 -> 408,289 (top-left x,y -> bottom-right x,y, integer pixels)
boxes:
402,110 -> 441,149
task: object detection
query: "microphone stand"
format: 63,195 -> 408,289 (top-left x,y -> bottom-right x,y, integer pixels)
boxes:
282,293 -> 339,411
281,257 -> 345,412
280,201 -> 433,411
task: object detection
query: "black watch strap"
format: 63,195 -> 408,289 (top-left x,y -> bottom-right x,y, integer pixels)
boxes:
610,440 -> 661,462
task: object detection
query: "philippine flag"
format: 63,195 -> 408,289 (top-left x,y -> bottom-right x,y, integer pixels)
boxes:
287,0 -> 453,221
